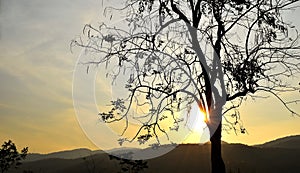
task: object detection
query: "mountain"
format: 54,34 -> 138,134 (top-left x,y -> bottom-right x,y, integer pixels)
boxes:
255,135 -> 300,149
7,135 -> 300,173
25,148 -> 104,162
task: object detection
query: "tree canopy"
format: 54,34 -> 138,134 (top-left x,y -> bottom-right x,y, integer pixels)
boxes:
72,0 -> 300,172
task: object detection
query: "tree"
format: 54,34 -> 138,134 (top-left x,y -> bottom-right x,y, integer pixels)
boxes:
72,0 -> 300,172
0,140 -> 28,173
109,154 -> 148,173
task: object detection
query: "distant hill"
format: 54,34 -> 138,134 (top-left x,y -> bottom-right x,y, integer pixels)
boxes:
25,148 -> 104,162
8,135 -> 300,173
255,135 -> 300,149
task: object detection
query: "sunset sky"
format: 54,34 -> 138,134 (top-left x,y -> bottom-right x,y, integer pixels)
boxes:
0,0 -> 299,154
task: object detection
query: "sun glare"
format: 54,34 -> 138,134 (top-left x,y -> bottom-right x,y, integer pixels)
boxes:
183,101 -> 210,144
193,108 -> 208,133
200,108 -> 208,124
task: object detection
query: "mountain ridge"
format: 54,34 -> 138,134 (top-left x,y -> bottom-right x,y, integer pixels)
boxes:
25,148 -> 104,162
254,135 -> 300,149
24,135 -> 300,162
9,136 -> 300,173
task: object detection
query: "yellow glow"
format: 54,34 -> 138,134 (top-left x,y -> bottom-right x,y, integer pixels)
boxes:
194,108 -> 207,133
183,102 -> 209,144
200,109 -> 208,124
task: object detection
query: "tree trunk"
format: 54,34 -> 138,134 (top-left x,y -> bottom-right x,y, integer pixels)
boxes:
210,122 -> 226,173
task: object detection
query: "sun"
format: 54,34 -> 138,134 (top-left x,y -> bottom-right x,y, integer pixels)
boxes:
200,108 -> 208,124
183,101 -> 210,144
193,107 -> 208,133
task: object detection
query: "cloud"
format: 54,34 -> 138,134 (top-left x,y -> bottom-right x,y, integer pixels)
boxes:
0,0 -> 102,111
0,0 -> 104,152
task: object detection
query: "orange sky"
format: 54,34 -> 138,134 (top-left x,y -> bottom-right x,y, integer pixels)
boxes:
0,0 -> 299,154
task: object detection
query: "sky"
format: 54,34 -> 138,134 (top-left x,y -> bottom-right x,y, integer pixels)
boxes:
0,0 -> 299,154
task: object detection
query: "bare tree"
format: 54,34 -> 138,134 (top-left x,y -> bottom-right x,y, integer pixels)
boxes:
72,0 -> 300,173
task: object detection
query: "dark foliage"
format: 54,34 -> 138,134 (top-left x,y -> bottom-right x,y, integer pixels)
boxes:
109,155 -> 148,173
0,140 -> 28,173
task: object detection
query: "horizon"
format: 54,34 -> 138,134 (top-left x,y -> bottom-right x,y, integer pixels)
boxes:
24,134 -> 300,154
0,0 -> 300,154
9,134 -> 300,173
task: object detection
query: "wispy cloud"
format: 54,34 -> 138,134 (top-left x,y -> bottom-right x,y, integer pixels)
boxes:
0,0 -> 299,153
0,0 -> 102,152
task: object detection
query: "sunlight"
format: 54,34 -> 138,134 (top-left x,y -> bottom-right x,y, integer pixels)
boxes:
193,106 -> 208,133
183,101 -> 209,144
201,106 -> 209,121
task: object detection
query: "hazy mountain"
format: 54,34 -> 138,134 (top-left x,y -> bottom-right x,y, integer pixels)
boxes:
8,135 -> 300,173
25,148 -> 104,162
255,135 -> 300,149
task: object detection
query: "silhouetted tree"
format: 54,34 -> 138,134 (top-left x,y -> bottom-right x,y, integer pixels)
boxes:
109,155 -> 148,173
0,140 -> 28,173
72,0 -> 300,172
